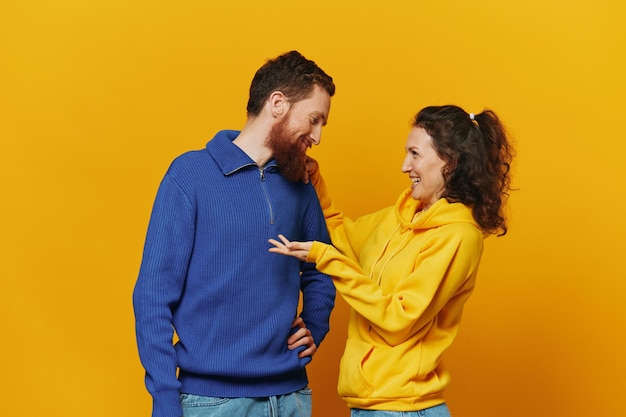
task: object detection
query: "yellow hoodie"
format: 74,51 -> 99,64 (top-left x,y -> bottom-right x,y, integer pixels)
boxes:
307,165 -> 484,411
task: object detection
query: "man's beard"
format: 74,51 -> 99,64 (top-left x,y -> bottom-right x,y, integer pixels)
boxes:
267,117 -> 308,182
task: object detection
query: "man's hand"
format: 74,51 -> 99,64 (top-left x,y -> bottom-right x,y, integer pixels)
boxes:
288,317 -> 317,358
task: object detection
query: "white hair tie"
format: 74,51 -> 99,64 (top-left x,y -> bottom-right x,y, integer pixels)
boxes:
469,113 -> 475,120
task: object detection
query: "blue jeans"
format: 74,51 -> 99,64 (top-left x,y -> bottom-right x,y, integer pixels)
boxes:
180,387 -> 312,417
351,403 -> 452,417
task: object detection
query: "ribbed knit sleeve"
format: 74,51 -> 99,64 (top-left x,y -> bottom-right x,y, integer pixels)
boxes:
133,173 -> 195,417
297,187 -> 335,347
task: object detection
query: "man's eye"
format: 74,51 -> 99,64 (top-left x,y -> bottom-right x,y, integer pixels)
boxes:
311,117 -> 319,124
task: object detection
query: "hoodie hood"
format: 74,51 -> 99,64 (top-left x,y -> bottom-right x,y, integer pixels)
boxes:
395,188 -> 479,232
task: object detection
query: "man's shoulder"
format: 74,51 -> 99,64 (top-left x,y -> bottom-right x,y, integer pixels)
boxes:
170,148 -> 211,169
160,148 -> 215,186
170,128 -> 239,167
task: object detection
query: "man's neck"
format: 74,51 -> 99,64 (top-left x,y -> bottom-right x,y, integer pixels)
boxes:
233,119 -> 273,167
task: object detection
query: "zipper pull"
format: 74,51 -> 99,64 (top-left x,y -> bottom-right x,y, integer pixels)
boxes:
259,167 -> 265,181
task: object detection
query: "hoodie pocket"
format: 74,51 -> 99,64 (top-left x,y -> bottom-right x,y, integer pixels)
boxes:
337,338 -> 374,398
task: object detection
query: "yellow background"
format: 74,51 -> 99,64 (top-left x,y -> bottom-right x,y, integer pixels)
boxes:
1,1 -> 625,416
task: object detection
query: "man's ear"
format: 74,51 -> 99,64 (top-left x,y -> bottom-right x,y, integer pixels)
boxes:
268,91 -> 288,118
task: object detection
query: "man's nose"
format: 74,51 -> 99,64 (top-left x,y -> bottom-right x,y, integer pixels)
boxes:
310,125 -> 322,145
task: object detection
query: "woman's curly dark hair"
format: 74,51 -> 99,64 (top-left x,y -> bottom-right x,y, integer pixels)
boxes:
414,105 -> 515,235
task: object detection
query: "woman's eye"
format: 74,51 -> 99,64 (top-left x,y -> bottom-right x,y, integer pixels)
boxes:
311,117 -> 319,124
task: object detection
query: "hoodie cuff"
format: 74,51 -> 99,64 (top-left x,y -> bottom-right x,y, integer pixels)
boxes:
306,241 -> 328,264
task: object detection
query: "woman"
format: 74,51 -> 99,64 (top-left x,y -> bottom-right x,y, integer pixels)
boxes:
269,105 -> 514,417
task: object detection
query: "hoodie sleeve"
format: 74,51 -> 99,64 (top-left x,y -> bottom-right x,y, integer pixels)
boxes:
307,222 -> 483,347
308,159 -> 389,262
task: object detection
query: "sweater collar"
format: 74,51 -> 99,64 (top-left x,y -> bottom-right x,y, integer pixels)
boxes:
206,130 -> 278,175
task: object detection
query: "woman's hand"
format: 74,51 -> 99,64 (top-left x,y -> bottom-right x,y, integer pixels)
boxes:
302,156 -> 318,184
268,234 -> 313,262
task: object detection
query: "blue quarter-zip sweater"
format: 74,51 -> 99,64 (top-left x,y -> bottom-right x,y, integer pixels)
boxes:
133,130 -> 335,417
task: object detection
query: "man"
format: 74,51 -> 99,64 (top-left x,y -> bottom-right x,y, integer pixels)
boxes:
133,51 -> 336,417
